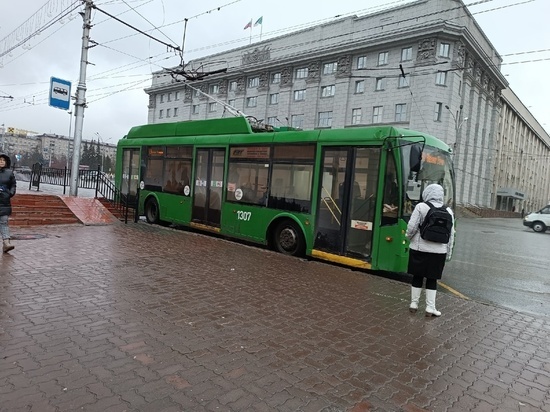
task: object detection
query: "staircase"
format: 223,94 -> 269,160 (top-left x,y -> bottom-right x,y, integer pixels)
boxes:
10,194 -> 81,227
97,197 -> 134,221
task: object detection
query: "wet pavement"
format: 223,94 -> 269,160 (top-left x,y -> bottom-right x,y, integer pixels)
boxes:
1,221 -> 549,412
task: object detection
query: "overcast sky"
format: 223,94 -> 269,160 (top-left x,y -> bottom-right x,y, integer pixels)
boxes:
0,0 -> 548,145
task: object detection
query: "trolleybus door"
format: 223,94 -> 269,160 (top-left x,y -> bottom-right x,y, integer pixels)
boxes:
314,147 -> 379,259
121,148 -> 140,205
192,148 -> 225,227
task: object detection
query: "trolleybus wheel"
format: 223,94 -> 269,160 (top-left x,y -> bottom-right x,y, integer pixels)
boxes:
273,219 -> 305,257
145,198 -> 160,224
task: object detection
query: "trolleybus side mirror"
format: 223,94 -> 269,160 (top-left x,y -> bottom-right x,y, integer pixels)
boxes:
410,143 -> 422,173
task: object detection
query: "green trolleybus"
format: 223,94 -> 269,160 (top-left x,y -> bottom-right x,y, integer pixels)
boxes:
115,116 -> 455,273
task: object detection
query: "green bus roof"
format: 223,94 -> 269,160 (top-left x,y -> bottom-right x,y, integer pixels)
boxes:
125,117 -> 254,138
121,117 -> 451,152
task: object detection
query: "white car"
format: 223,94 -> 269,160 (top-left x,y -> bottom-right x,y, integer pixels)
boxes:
523,205 -> 550,233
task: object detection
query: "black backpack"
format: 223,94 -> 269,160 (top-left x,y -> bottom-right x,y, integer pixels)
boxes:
419,201 -> 453,243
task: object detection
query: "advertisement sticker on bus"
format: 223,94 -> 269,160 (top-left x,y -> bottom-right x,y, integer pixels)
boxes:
352,220 -> 372,231
230,146 -> 270,159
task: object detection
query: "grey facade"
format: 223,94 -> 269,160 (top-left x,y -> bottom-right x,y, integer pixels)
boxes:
145,0 -> 550,210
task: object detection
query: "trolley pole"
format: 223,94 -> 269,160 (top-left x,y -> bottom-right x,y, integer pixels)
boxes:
69,0 -> 93,196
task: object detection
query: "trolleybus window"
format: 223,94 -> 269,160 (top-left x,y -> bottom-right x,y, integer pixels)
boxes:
227,144 -> 315,212
269,144 -> 314,213
382,153 -> 399,224
163,146 -> 192,195
227,146 -> 270,204
402,143 -> 454,214
143,146 -> 164,191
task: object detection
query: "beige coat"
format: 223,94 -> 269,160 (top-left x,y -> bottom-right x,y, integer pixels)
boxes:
406,184 -> 455,256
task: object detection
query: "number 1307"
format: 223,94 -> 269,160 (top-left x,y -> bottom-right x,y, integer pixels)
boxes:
237,211 -> 251,221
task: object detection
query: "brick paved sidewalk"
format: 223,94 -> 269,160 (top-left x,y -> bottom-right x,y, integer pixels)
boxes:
1,223 -> 549,412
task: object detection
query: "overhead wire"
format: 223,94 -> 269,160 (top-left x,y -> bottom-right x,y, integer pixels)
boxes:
119,0 -> 177,46
0,0 -> 545,118
0,0 -> 81,60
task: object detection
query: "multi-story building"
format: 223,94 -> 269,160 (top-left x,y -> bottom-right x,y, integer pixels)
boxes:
145,0 -> 550,210
0,127 -> 117,171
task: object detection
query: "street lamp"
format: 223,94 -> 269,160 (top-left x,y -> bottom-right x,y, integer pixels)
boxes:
0,123 -> 4,152
95,132 -> 104,171
67,111 -> 73,168
445,105 -> 468,153
67,111 -> 73,138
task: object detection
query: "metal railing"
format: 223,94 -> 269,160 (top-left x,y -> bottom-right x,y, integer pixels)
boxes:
19,163 -> 138,223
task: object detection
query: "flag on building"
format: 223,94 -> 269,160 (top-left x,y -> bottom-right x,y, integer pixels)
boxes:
243,19 -> 252,30
254,16 -> 263,26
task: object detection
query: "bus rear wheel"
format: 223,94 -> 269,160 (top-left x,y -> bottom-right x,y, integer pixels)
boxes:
273,219 -> 305,257
145,198 -> 160,224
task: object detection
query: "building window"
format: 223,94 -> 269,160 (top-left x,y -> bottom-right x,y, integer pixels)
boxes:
296,68 -> 308,79
248,77 -> 259,88
167,92 -> 172,102
375,77 -> 386,91
209,102 -> 217,112
192,105 -> 199,114
439,43 -> 450,58
357,56 -> 367,69
270,93 -> 279,104
173,107 -> 179,117
246,97 -> 257,107
434,102 -> 443,121
159,109 -> 164,118
398,75 -> 408,88
318,111 -> 333,128
401,47 -> 412,61
372,106 -> 383,123
395,104 -> 406,122
322,62 -> 337,75
175,91 -> 180,100
228,99 -> 236,107
229,81 -> 238,91
291,114 -> 304,129
267,116 -> 278,125
166,108 -> 171,118
436,71 -> 447,85
378,51 -> 388,66
351,108 -> 362,125
160,94 -> 165,103
294,89 -> 306,101
209,84 -> 219,94
321,85 -> 335,97
193,89 -> 200,97
271,72 -> 281,84
355,80 -> 365,93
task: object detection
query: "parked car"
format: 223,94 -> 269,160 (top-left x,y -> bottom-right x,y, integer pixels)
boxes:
523,205 -> 550,233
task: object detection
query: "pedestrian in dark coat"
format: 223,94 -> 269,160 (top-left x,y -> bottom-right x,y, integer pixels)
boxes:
0,153 -> 16,253
406,183 -> 455,317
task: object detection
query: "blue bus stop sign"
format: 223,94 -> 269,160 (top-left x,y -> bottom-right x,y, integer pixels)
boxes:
49,77 -> 71,110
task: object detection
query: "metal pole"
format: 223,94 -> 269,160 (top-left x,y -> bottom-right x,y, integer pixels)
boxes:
69,0 -> 93,196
